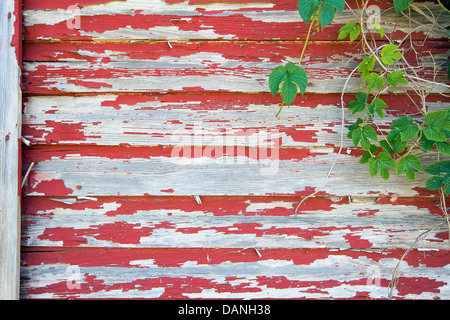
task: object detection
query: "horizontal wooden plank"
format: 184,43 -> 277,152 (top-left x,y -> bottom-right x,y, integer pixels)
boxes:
22,93 -> 450,146
20,247 -> 450,299
23,40 -> 450,63
21,196 -> 449,249
22,41 -> 450,94
22,145 -> 446,197
22,0 -> 449,41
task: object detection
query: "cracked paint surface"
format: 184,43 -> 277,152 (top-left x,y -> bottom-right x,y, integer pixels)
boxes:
20,0 -> 450,299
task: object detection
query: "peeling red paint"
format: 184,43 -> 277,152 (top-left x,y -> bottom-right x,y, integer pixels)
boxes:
395,277 -> 446,296
344,234 -> 373,249
38,227 -> 89,246
10,0 -> 22,64
100,94 -> 157,110
32,179 -> 73,196
23,40 -> 449,95
287,127 -> 318,143
357,209 -> 379,217
376,196 -> 450,216
23,2 -> 442,42
22,247 -> 450,270
43,121 -> 88,143
435,232 -> 449,241
20,247 -> 450,299
66,79 -> 113,89
160,188 -> 175,193
17,196 -> 354,222
90,222 -> 157,244
23,0 -> 126,10
22,145 -> 330,165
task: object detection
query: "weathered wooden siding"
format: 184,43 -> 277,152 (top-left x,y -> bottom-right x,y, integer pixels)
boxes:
20,0 -> 450,299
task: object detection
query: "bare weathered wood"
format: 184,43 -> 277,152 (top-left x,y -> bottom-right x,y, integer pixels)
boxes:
0,0 -> 22,300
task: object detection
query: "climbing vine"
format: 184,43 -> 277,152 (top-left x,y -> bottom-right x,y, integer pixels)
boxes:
269,0 -> 450,298
269,0 -> 450,195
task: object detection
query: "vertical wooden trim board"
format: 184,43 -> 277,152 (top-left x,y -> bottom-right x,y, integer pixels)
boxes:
0,0 -> 22,300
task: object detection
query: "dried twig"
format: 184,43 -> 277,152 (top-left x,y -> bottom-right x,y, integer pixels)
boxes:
295,65 -> 359,215
388,220 -> 447,299
21,162 -> 35,189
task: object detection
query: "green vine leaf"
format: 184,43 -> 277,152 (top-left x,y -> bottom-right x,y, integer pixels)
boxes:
347,118 -> 363,138
380,136 -> 407,155
447,61 -> 450,81
393,0 -> 414,13
381,45 -> 402,65
297,0 -> 318,25
297,0 -> 345,28
272,0 -> 448,193
425,161 -> 450,194
419,134 -> 450,156
364,73 -> 384,94
419,134 -> 435,153
269,66 -> 287,95
436,141 -> 450,156
423,110 -> 450,142
426,160 -> 450,175
352,124 -> 377,150
386,71 -> 408,89
390,115 -> 419,142
396,154 -> 423,181
370,21 -> 385,38
348,92 -> 368,114
269,62 -> 308,106
368,152 -> 396,180
358,56 -> 376,78
367,98 -> 388,119
318,2 -> 337,28
338,21 -> 361,41
360,145 -> 379,164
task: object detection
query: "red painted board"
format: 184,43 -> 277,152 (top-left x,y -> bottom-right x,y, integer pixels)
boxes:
22,0 -> 449,41
21,195 -> 448,249
20,247 -> 450,299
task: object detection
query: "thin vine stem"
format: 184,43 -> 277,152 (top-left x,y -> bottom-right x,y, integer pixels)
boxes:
276,10 -> 318,118
294,64 -> 359,214
298,10 -> 318,66
275,101 -> 285,117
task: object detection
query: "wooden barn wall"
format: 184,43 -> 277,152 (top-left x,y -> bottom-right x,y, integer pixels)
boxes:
20,0 -> 449,299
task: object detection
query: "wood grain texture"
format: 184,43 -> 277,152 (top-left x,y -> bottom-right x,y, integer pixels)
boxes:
20,247 -> 450,299
1,0 -> 22,300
